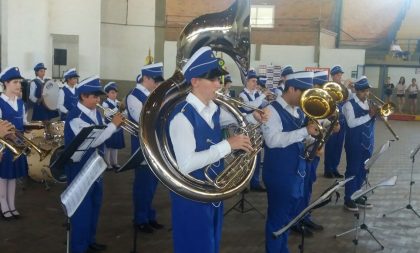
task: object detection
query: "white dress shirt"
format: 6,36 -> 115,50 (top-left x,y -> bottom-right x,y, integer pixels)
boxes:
29,77 -> 45,103
239,88 -> 267,112
127,84 -> 149,124
261,96 -> 309,149
342,96 -> 372,128
169,93 -> 258,175
68,102 -> 117,148
0,93 -> 28,124
57,84 -> 76,114
102,98 -> 120,118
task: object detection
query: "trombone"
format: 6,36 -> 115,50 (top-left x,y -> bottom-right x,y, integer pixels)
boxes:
370,93 -> 399,140
96,104 -> 139,136
0,138 -> 31,161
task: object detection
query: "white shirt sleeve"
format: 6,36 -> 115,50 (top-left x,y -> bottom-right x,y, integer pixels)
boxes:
69,118 -> 117,148
29,81 -> 38,103
219,108 -> 258,126
23,106 -> 28,125
126,94 -> 143,124
342,101 -> 372,128
239,92 -> 267,112
261,105 -> 309,148
169,113 -> 231,175
57,89 -> 67,114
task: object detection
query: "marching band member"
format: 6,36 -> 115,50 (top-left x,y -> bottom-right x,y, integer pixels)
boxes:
239,70 -> 270,191
275,65 -> 294,96
342,76 -> 375,212
58,68 -> 79,120
29,63 -> 59,121
261,71 -> 319,253
323,65 -> 345,179
126,63 -> 164,233
102,82 -> 125,170
221,75 -> 234,97
64,75 -> 123,253
168,46 -> 269,253
0,67 -> 28,220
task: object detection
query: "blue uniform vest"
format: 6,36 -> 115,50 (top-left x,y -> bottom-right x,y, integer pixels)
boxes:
126,88 -> 148,153
103,100 -> 125,149
239,90 -> 259,113
61,86 -> 78,120
169,101 -> 225,253
0,97 -> 28,179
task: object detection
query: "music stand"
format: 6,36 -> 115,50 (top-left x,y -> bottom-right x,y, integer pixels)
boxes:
115,147 -> 144,173
335,176 -> 397,251
223,189 -> 265,218
51,126 -> 107,253
272,177 -> 354,253
382,144 -> 420,219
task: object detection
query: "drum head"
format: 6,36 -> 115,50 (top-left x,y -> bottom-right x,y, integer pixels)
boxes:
43,80 -> 60,110
50,145 -> 67,183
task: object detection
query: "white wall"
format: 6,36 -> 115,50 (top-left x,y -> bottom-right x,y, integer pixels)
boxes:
100,0 -> 156,81
319,48 -> 366,81
259,45 -> 317,70
1,0 -> 50,78
388,67 -> 420,86
364,66 -> 381,88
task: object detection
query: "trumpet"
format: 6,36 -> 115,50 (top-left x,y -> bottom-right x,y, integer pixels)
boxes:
260,88 -> 277,102
369,94 -> 399,140
96,104 -> 139,136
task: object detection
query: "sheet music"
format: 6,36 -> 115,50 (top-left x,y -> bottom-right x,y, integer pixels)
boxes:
351,176 -> 397,200
60,151 -> 107,217
70,129 -> 104,162
364,140 -> 391,170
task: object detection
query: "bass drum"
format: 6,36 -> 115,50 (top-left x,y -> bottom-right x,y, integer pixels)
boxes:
42,80 -> 61,110
27,145 -> 66,183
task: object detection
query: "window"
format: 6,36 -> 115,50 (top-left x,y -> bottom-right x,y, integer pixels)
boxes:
251,5 -> 275,28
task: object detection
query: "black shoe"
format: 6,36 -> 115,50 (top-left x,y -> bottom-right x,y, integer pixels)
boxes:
355,198 -> 373,208
290,225 -> 313,237
149,220 -> 164,230
1,211 -> 14,221
332,171 -> 344,178
9,210 -> 20,219
323,172 -> 335,178
250,185 -> 267,192
89,242 -> 107,251
136,223 -> 154,233
112,165 -> 121,171
344,200 -> 359,212
105,167 -> 114,172
302,219 -> 324,231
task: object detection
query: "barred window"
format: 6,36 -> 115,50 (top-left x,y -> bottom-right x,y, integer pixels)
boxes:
251,5 -> 274,28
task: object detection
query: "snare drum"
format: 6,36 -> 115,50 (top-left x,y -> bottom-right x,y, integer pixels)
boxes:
46,121 -> 65,139
27,144 -> 66,183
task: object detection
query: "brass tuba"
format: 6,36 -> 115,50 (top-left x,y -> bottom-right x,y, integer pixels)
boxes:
139,0 -> 258,202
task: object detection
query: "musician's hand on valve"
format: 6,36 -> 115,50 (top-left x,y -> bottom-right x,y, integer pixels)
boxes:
227,134 -> 253,153
369,106 -> 377,118
0,120 -> 14,138
253,108 -> 271,123
306,123 -> 319,137
111,113 -> 124,127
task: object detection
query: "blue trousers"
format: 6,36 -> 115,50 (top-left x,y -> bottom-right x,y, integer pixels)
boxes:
171,192 -> 223,253
344,158 -> 367,202
324,124 -> 345,174
70,180 -> 103,253
133,164 -> 158,224
250,153 -> 262,188
295,157 -> 320,221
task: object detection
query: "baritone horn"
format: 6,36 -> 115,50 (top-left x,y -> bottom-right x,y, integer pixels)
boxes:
139,0 -> 256,202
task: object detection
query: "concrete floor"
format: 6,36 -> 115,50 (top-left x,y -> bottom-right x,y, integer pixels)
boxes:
1,119 -> 419,253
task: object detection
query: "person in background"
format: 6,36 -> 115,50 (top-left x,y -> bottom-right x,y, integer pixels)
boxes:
384,76 -> 394,103
58,68 -> 79,120
395,76 -> 406,113
406,78 -> 419,115
221,75 -> 234,97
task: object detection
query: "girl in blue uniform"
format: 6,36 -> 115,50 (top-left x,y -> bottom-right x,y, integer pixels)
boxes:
102,82 -> 125,170
342,76 -> 376,212
0,67 -> 28,220
261,71 -> 319,253
168,47 -> 269,253
64,76 -> 123,253
58,68 -> 79,120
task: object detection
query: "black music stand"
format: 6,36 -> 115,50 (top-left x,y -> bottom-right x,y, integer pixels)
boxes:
51,126 -> 107,253
115,147 -> 144,173
223,189 -> 265,218
272,177 -> 353,253
382,144 -> 420,219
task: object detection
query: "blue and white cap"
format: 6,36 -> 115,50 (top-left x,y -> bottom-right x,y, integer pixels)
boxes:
139,62 -> 163,80
313,71 -> 329,85
182,46 -> 228,83
76,75 -> 105,95
104,82 -> 118,93
330,65 -> 344,76
34,63 -> 47,72
354,76 -> 371,91
281,65 -> 294,77
224,75 -> 232,83
247,69 -> 258,80
285,71 -> 314,90
258,75 -> 267,86
0,67 -> 24,83
63,68 -> 80,81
